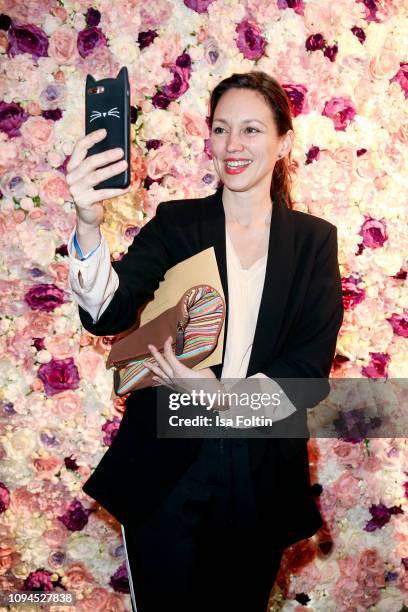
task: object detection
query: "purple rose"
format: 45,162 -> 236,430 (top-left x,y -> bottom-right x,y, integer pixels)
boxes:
38,357 -> 80,396
359,216 -> 388,248
351,26 -> 366,45
86,7 -> 101,28
183,0 -> 216,13
392,268 -> 406,280
306,145 -> 320,164
161,65 -> 190,100
235,19 -> 266,61
33,338 -> 45,351
322,97 -> 356,131
323,44 -> 338,63
23,568 -> 54,591
306,33 -> 326,51
0,482 -> 10,513
109,562 -> 130,593
390,62 -> 407,99
341,275 -> 365,310
42,108 -> 63,121
176,52 -> 192,71
24,283 -> 65,312
361,352 -> 390,379
277,0 -> 304,14
137,30 -> 158,49
365,502 -> 403,532
102,416 -> 121,446
58,498 -> 91,531
0,101 -> 29,137
282,83 -> 307,118
152,92 -> 171,109
363,0 -> 378,23
64,455 -> 79,471
8,23 -> 49,60
387,311 -> 408,337
77,26 -> 107,59
146,139 -> 161,150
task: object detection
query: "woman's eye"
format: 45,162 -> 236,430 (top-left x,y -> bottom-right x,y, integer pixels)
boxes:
212,126 -> 259,134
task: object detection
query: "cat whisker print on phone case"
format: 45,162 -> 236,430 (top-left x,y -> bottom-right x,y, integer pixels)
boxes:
90,107 -> 121,122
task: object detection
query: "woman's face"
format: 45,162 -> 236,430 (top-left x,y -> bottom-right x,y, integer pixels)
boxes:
210,88 -> 287,194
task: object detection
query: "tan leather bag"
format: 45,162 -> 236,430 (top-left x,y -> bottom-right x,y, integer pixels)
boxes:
106,285 -> 225,395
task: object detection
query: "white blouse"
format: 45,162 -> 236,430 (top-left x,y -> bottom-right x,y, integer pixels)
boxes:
67,225 -> 296,425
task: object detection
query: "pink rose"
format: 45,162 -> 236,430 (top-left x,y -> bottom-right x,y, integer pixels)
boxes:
329,145 -> 355,170
182,110 -> 208,138
64,563 -> 94,592
51,391 -> 82,418
20,116 -> 55,152
49,262 -> 69,287
330,473 -> 361,508
369,51 -> 400,80
49,26 -> 79,65
45,335 -> 77,359
77,465 -> 91,480
39,171 -> 70,205
322,97 -> 356,131
78,346 -> 104,378
105,594 -> 126,612
360,454 -> 383,474
0,553 -> 12,574
33,455 -> 63,479
24,311 -> 54,336
43,521 -> 69,547
332,441 -> 365,468
146,145 -> 174,179
11,487 -> 40,515
26,101 -> 42,116
78,587 -> 110,611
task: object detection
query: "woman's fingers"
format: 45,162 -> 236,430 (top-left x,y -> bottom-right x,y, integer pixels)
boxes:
147,338 -> 175,378
84,186 -> 131,203
66,129 -> 106,174
67,146 -> 125,187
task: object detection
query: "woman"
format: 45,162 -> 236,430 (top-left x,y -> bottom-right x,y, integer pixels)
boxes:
67,71 -> 344,611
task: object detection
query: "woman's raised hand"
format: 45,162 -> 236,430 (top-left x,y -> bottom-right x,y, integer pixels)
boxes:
66,128 -> 131,230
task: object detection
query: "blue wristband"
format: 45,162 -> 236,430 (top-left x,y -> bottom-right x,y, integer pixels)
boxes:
73,230 -> 101,261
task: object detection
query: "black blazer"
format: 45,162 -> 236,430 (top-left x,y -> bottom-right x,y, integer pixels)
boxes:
79,185 -> 344,549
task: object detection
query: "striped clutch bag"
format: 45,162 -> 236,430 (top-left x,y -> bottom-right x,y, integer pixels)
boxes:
106,285 -> 226,396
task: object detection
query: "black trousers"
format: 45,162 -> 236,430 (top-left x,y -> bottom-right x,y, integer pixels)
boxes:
121,437 -> 284,612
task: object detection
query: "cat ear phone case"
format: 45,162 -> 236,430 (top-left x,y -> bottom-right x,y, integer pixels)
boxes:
85,65 -> 131,189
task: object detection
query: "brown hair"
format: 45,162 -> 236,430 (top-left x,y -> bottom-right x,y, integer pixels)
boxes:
207,70 -> 295,210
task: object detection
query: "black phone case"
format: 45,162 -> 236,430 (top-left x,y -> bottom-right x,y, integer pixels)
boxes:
85,66 -> 131,190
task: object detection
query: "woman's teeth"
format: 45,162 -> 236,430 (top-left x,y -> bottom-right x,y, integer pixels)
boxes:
225,160 -> 252,168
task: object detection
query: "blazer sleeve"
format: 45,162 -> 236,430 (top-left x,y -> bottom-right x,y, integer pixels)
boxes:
76,202 -> 172,336
259,225 -> 344,409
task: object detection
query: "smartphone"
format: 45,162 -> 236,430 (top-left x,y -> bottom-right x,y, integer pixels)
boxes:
85,65 -> 132,189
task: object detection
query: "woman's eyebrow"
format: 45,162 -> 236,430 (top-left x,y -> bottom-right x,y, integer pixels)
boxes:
213,118 -> 267,126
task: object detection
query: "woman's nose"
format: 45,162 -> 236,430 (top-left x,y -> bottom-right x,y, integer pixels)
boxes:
225,131 -> 244,152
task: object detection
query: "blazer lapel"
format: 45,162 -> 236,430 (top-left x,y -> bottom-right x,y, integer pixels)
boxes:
200,185 -> 295,377
246,189 -> 295,376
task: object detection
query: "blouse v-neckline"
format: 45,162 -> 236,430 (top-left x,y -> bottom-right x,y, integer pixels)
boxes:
225,226 -> 268,273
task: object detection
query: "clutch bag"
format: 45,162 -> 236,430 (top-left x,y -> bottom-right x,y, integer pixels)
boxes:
106,285 -> 225,395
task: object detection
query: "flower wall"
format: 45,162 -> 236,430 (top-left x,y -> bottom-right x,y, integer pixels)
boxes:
0,0 -> 407,610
